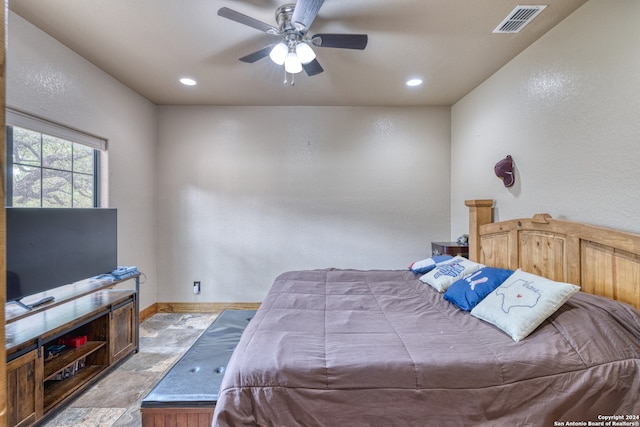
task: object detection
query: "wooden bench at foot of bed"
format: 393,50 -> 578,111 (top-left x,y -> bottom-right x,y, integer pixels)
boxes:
140,310 -> 255,427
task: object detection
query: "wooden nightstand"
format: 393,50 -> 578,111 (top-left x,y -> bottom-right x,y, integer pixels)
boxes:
431,242 -> 469,258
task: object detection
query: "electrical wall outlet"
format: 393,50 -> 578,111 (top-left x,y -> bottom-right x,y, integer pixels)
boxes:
193,281 -> 201,294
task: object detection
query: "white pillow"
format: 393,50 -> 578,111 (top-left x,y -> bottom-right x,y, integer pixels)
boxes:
419,256 -> 484,292
470,269 -> 580,342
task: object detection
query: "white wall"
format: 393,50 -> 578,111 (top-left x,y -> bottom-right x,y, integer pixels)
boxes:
6,12 -> 159,310
6,9 -> 452,306
451,0 -> 640,237
156,106 -> 451,302
11,0 -> 639,305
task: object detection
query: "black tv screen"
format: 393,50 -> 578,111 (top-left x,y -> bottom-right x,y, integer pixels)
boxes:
6,208 -> 117,304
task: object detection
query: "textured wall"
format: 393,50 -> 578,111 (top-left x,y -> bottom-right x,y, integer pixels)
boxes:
156,106 -> 451,302
5,9 -> 452,305
6,12 -> 159,310
451,0 -> 640,236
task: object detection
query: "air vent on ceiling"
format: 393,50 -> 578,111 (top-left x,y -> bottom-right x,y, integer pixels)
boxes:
493,5 -> 547,33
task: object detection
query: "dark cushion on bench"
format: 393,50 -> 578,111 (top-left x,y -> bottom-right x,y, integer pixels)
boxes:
140,309 -> 255,408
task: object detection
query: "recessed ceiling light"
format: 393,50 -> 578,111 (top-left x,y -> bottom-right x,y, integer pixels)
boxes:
180,77 -> 197,86
406,78 -> 423,87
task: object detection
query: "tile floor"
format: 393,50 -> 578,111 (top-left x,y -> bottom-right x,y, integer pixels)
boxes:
42,312 -> 220,427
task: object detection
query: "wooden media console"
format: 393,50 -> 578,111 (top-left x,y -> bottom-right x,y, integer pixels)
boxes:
5,289 -> 139,427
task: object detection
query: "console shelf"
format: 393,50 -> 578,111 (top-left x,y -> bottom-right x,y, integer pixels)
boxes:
5,289 -> 138,427
43,341 -> 106,380
5,273 -> 141,324
44,365 -> 105,412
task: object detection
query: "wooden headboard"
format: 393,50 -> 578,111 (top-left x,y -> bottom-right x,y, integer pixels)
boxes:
465,199 -> 640,310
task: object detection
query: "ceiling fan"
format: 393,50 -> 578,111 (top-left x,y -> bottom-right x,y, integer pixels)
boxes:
217,0 -> 368,84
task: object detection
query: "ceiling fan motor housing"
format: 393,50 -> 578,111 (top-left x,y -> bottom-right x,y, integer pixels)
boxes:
276,4 -> 297,32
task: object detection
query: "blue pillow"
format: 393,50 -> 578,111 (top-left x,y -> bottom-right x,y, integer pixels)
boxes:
443,267 -> 514,311
408,255 -> 453,274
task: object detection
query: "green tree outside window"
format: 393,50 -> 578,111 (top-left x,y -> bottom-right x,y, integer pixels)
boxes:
9,126 -> 98,208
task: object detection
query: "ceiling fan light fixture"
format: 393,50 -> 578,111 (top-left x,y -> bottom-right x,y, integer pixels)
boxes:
284,51 -> 303,74
269,42 -> 288,65
295,42 -> 316,64
218,2 -> 369,81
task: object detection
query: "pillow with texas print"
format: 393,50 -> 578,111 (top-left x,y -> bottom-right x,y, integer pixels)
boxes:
470,269 -> 580,342
443,267 -> 514,311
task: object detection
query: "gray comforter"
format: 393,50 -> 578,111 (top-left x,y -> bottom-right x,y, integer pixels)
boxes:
213,269 -> 640,426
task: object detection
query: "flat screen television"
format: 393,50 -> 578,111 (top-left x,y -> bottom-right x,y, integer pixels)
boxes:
6,207 -> 118,309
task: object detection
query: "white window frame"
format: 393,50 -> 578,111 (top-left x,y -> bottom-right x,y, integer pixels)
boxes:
5,108 -> 108,207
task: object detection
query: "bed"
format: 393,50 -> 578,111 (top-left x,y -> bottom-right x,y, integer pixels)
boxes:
212,200 -> 640,426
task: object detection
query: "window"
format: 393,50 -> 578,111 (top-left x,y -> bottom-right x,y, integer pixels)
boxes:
5,109 -> 106,208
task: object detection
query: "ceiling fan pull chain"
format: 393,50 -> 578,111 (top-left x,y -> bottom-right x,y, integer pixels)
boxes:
283,68 -> 288,85
291,73 -> 296,86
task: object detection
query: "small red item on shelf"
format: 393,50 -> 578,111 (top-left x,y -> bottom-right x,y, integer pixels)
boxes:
59,335 -> 87,348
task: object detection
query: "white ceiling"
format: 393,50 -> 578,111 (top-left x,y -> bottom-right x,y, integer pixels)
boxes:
8,0 -> 588,106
